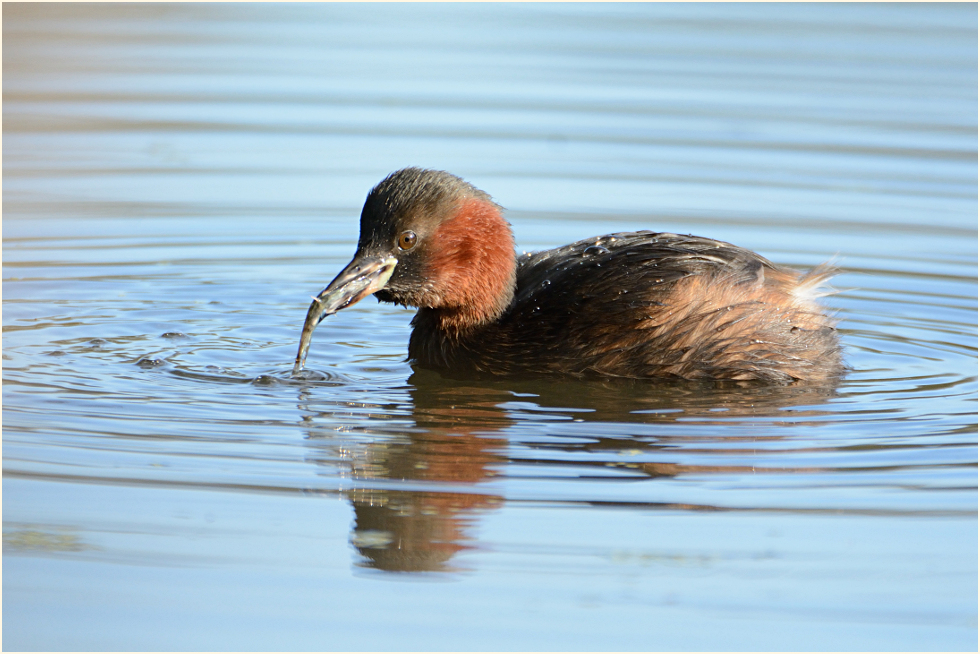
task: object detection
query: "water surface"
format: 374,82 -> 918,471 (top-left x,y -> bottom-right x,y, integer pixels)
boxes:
3,3 -> 977,651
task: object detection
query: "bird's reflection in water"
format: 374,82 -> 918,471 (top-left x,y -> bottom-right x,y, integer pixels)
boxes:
339,373 -> 511,573
346,427 -> 505,573
302,367 -> 840,573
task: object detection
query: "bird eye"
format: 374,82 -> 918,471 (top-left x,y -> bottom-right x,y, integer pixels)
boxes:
398,231 -> 418,250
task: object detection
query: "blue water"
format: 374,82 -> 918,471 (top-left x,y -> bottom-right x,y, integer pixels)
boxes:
3,3 -> 977,651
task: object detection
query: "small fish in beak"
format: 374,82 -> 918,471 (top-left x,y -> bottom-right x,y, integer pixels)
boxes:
293,254 -> 397,374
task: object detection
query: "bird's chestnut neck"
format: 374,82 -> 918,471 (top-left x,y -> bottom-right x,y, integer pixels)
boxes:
422,198 -> 516,335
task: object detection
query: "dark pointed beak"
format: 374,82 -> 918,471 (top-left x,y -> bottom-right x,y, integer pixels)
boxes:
293,254 -> 398,374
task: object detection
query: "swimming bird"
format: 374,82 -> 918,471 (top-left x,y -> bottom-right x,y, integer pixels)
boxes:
293,167 -> 842,382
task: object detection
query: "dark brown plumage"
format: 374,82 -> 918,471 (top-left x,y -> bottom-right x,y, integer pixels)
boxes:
294,168 -> 843,382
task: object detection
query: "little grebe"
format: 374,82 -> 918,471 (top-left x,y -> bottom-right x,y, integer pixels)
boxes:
293,168 -> 843,382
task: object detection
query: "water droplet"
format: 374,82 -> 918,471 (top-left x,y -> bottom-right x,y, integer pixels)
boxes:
583,245 -> 609,256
